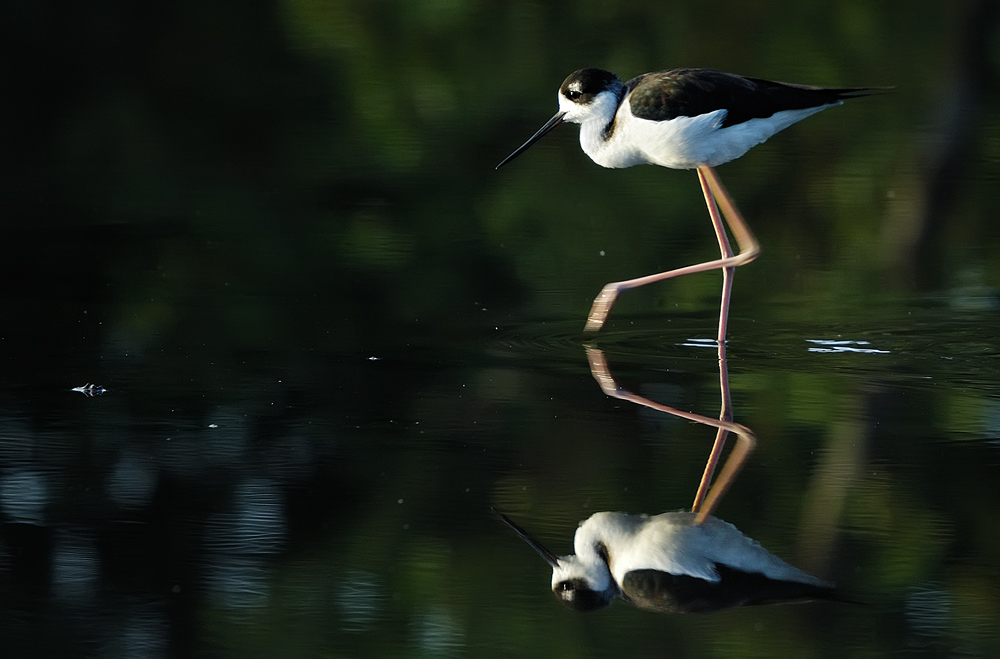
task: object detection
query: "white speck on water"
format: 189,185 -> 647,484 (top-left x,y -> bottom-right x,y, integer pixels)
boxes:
806,339 -> 889,354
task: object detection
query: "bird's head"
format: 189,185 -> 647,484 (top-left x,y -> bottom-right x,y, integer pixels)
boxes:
550,553 -> 618,611
556,68 -> 624,125
495,68 -> 623,169
494,509 -> 617,612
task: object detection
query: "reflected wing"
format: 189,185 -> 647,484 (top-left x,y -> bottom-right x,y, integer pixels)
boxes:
621,565 -> 839,614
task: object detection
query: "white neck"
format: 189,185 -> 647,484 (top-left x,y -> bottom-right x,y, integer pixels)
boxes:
561,89 -> 646,169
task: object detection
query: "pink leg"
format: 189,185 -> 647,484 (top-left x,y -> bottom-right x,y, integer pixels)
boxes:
690,169 -> 737,512
689,337 -> 734,516
584,165 -> 760,334
585,345 -> 755,524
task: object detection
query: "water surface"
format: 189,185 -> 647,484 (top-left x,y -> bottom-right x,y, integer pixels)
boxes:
2,1 -> 999,657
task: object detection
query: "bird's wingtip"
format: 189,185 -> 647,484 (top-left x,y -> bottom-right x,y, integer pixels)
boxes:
840,85 -> 895,99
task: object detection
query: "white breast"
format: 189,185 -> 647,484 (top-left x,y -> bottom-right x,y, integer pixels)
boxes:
585,103 -> 839,170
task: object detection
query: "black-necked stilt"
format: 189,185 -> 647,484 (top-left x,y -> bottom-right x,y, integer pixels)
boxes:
495,509 -> 835,613
497,67 -> 875,335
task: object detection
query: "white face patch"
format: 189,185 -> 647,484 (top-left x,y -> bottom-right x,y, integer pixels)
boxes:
559,89 -> 619,125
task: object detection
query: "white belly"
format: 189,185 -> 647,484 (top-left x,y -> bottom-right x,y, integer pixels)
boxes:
582,104 -> 836,170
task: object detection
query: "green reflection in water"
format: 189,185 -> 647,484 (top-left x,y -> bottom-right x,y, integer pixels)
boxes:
3,0 -> 1000,657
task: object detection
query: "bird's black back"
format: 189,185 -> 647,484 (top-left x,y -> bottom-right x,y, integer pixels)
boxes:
625,68 -> 873,128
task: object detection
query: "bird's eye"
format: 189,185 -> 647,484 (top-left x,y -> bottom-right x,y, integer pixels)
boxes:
566,90 -> 582,101
559,582 -> 574,592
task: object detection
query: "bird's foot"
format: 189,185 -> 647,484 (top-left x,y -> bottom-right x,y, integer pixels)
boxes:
584,285 -> 620,332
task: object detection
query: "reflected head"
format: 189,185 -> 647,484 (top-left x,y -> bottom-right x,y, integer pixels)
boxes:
553,578 -> 616,612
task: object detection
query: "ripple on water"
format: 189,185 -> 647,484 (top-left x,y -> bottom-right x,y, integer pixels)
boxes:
487,302 -> 1000,402
487,313 -> 737,375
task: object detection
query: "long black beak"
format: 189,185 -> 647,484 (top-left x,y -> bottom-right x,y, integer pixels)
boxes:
495,111 -> 567,170
492,508 -> 561,568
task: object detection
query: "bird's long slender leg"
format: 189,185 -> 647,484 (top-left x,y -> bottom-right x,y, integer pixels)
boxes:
689,170 -> 737,513
585,345 -> 755,524
700,166 -> 736,348
584,165 -> 760,333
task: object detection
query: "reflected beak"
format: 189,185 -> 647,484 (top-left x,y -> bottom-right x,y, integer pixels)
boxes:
495,111 -> 567,169
492,508 -> 561,568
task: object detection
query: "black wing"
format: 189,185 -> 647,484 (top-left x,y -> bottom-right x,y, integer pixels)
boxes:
625,68 -> 873,128
620,565 -> 840,614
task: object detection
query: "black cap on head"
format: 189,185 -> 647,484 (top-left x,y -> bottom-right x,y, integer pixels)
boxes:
559,68 -> 621,105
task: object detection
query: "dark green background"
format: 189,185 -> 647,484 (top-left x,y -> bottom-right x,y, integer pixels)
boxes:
1,1 -> 998,657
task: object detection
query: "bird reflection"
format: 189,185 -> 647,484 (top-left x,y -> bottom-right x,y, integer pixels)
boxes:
497,324 -> 836,612
495,508 -> 834,613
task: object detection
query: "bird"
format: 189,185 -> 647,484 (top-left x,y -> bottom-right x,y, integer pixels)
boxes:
494,508 -> 837,613
496,67 -> 875,336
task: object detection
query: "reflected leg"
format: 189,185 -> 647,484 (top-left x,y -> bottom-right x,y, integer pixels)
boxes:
585,345 -> 755,524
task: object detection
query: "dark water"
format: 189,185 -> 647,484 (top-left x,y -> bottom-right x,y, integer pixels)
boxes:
3,1 -> 1000,657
